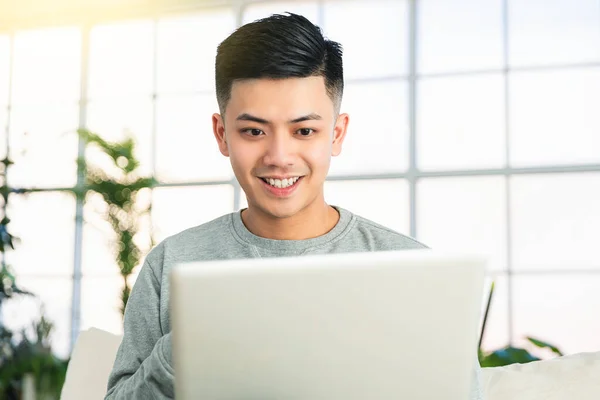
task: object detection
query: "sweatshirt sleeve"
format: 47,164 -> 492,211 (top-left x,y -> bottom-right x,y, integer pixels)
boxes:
104,258 -> 174,399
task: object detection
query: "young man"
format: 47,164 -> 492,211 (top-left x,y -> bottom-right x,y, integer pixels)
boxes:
105,13 -> 483,399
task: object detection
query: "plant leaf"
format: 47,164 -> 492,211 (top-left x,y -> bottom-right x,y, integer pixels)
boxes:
526,337 -> 563,356
479,346 -> 540,367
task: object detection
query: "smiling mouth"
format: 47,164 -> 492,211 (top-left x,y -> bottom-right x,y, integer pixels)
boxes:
259,176 -> 302,189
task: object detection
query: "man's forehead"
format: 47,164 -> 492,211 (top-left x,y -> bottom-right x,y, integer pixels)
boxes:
227,76 -> 333,118
230,76 -> 328,95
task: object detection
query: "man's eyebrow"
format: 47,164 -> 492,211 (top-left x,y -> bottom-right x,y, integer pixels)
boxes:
236,113 -> 269,124
289,113 -> 322,123
235,113 -> 323,124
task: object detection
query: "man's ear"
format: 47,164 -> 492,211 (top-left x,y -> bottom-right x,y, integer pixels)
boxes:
212,113 -> 229,157
332,113 -> 349,157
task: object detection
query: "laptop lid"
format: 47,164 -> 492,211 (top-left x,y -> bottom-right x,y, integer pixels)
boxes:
171,249 -> 486,400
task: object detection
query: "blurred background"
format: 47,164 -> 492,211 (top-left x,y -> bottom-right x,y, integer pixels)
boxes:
0,0 -> 599,382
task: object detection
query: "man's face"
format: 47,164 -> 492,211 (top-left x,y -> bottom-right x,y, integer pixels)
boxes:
212,76 -> 349,219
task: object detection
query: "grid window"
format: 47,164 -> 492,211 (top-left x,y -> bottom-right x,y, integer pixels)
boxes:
417,74 -> 506,170
151,185 -> 235,242
80,274 -> 125,335
417,0 -> 504,74
0,107 -> 7,159
323,0 -> 409,79
11,27 -> 80,105
508,0 -> 600,67
0,34 -> 10,105
81,191 -> 119,277
510,173 -> 600,272
4,191 -> 76,276
324,179 -> 410,234
512,274 -> 600,354
1,187 -> 75,361
80,189 -> 152,277
509,68 -> 600,167
417,176 -> 508,272
89,21 -> 154,99
7,103 -> 79,189
87,98 -> 154,177
1,0 -> 599,359
2,275 -> 73,358
155,94 -> 232,182
157,10 -> 236,94
329,81 -> 409,175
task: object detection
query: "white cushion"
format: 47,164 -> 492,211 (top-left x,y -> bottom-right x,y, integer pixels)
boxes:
61,328 -> 123,400
482,351 -> 600,400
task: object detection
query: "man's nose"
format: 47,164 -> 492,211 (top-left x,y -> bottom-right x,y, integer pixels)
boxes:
262,133 -> 295,168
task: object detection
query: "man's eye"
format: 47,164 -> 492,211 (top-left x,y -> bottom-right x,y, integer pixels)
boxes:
243,129 -> 264,136
297,128 -> 314,136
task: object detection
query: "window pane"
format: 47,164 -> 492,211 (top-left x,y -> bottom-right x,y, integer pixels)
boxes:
510,173 -> 600,271
329,81 -> 408,176
12,27 -> 81,105
0,35 -> 9,104
512,274 -> 600,355
82,190 -> 152,276
87,97 -> 153,177
508,0 -> 600,67
156,94 -> 232,182
479,274 -> 509,352
82,191 -> 117,276
417,74 -> 506,170
324,0 -> 409,78
80,274 -> 124,335
157,10 -> 235,93
243,1 -> 319,25
8,103 -> 79,188
151,185 -> 234,242
417,0 -> 503,74
0,107 -> 7,160
89,21 -> 153,98
417,176 -> 507,272
1,276 -> 72,358
324,179 -> 409,234
509,68 -> 600,167
4,191 -> 76,276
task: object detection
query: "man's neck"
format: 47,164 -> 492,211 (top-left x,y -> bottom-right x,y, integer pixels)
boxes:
241,200 -> 340,241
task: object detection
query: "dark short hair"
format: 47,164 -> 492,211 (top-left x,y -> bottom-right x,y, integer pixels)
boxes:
215,12 -> 344,114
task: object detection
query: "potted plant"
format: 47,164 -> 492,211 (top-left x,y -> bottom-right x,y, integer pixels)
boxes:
478,281 -> 563,367
0,156 -> 69,399
76,129 -> 156,315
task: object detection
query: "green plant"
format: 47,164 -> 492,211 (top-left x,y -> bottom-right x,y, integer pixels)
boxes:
1,155 -> 32,307
478,281 -> 563,367
0,155 -> 30,301
0,314 -> 69,400
0,155 -> 68,399
76,129 -> 157,315
1,264 -> 32,306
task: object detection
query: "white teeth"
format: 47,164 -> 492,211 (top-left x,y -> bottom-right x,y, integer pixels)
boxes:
263,177 -> 300,188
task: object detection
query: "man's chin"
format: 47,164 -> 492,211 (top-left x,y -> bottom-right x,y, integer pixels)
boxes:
252,201 -> 304,220
263,207 -> 300,220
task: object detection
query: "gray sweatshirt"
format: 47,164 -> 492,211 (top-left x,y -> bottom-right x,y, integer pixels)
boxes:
105,206 -> 483,399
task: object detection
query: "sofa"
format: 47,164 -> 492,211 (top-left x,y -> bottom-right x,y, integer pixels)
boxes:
61,328 -> 600,399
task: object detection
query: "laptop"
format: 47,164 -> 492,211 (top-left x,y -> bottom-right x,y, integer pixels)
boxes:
170,249 -> 486,400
